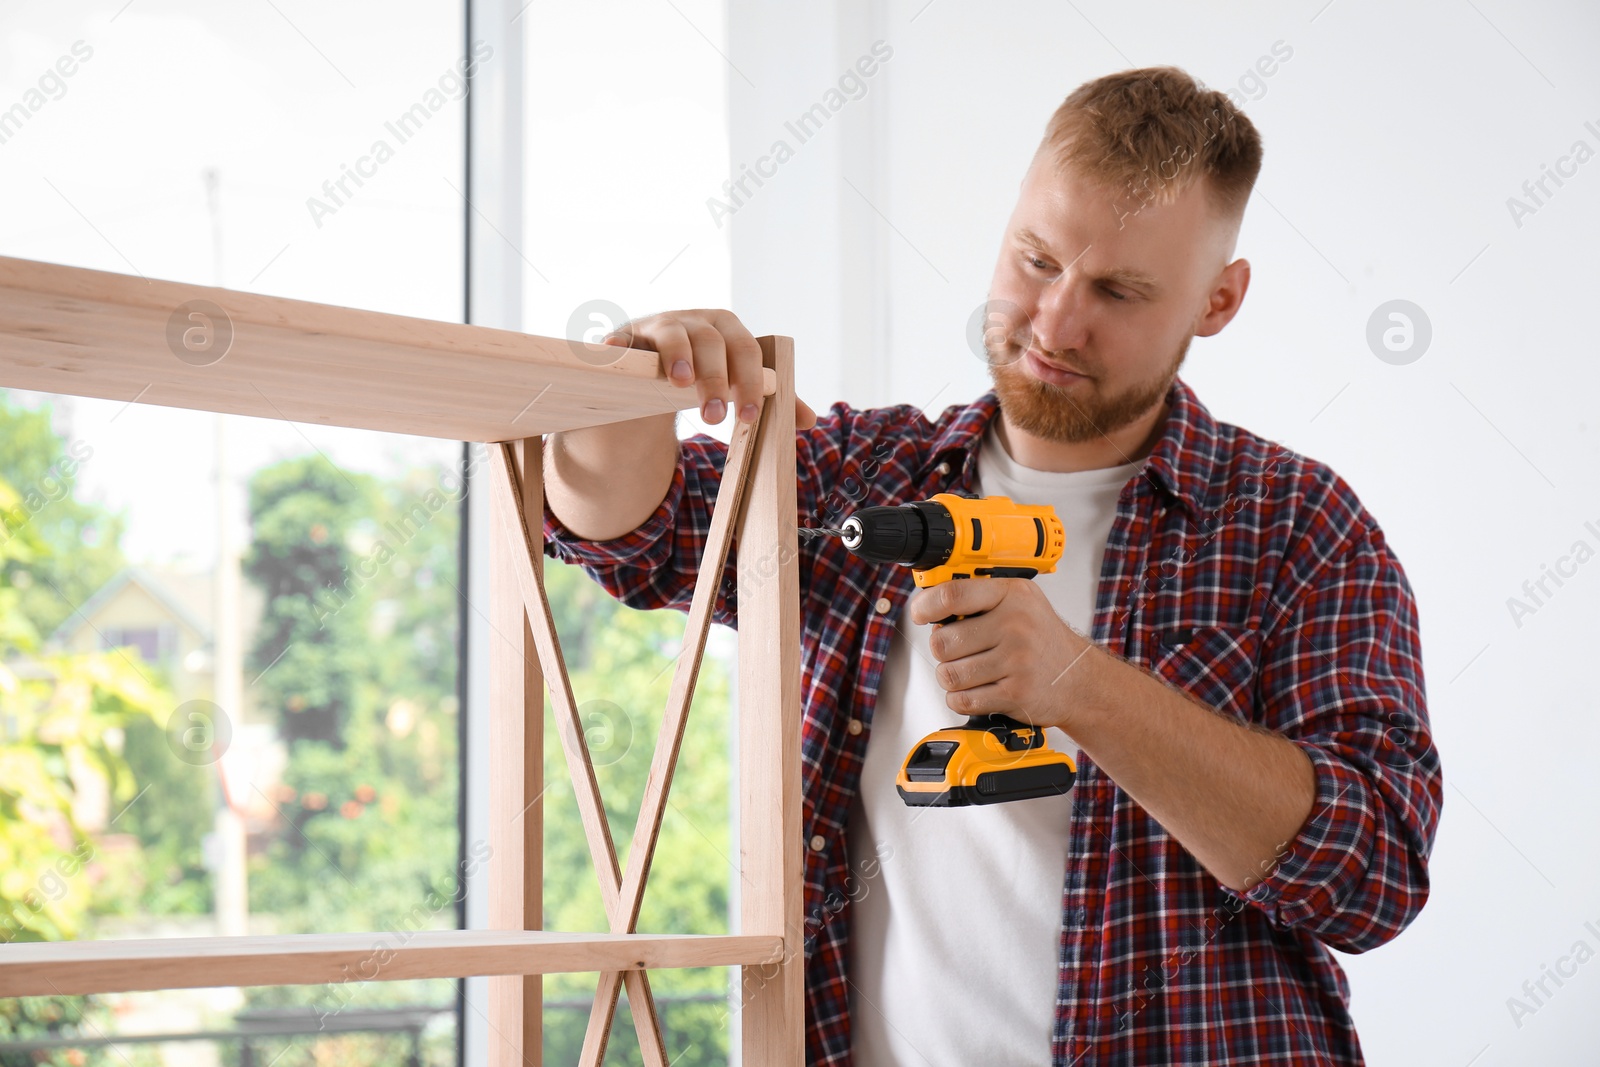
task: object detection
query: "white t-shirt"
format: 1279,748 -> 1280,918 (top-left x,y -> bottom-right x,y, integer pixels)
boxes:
846,425 -> 1142,1066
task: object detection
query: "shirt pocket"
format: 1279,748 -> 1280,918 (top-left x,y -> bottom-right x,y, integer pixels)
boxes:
1147,625 -> 1262,723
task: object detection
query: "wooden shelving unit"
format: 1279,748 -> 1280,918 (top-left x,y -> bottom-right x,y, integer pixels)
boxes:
0,256 -> 805,1067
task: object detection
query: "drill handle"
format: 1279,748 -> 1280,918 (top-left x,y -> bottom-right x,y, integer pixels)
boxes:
926,567 -> 1040,626
927,571 -> 1044,735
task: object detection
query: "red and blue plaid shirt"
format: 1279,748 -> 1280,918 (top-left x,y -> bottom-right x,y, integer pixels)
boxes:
542,374 -> 1442,1065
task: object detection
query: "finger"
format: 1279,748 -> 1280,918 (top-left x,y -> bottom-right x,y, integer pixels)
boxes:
944,682 -> 1012,717
934,649 -> 1007,693
926,615 -> 1001,663
623,315 -> 696,389
654,323 -> 695,386
679,317 -> 731,423
602,315 -> 654,351
708,310 -> 766,426
906,585 -> 939,627
795,395 -> 818,430
907,578 -> 1007,626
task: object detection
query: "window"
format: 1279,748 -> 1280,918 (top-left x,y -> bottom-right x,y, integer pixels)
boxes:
0,2 -> 467,1061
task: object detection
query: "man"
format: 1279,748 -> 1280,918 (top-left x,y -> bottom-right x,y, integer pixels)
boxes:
541,65 -> 1441,1066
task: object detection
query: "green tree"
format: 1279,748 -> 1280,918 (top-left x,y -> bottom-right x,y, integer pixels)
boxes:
243,458 -> 461,924
107,714 -> 214,917
0,394 -> 126,641
0,394 -> 217,923
0,392 -> 170,945
0,467 -> 167,1065
240,455 -> 464,1042
243,457 -> 378,748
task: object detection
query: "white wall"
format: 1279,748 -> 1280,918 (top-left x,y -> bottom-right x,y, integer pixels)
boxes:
727,1 -> 1600,1063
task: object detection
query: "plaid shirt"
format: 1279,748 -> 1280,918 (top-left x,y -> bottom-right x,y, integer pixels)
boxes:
542,374 -> 1442,1066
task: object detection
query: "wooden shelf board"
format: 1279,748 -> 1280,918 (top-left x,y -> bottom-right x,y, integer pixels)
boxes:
0,930 -> 785,996
0,256 -> 774,440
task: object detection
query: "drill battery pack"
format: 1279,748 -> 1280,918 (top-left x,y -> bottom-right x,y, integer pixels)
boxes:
895,713 -> 1076,806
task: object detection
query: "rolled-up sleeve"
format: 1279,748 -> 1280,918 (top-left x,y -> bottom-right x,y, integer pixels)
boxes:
1230,520 -> 1443,954
539,400 -> 893,631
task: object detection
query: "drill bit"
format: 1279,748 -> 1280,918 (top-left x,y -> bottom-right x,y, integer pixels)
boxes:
798,526 -> 848,541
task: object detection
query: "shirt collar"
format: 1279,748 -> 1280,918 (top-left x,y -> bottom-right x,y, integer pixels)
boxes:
916,374 -> 1220,523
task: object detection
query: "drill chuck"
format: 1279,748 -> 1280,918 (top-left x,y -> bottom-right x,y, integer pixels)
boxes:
839,502 -> 957,569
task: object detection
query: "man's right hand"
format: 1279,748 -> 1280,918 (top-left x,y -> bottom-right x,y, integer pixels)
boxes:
545,308 -> 815,543
597,308 -> 817,429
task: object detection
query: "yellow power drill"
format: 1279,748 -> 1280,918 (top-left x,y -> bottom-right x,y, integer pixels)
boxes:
818,493 -> 1076,807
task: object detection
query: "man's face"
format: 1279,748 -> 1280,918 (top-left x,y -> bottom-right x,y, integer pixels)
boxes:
984,156 -> 1236,444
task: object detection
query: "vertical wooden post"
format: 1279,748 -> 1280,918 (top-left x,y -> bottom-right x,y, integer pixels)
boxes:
735,337 -> 804,1065
489,437 -> 543,1065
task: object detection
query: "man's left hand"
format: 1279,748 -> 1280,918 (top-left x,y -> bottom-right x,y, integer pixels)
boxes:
907,578 -> 1100,730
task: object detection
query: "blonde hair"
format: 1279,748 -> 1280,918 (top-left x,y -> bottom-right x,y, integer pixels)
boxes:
1038,65 -> 1262,224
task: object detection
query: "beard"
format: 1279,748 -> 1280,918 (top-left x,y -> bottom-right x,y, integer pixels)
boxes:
986,330 -> 1191,445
